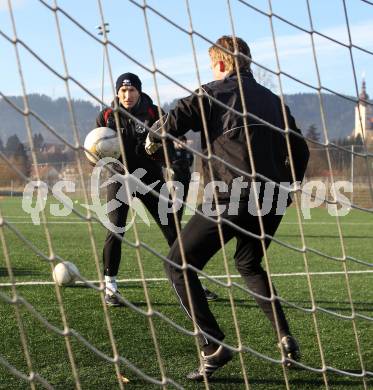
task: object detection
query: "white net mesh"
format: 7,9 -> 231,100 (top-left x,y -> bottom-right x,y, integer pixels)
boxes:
0,0 -> 372,389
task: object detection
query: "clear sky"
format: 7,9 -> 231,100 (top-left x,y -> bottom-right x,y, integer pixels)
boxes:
0,0 -> 372,106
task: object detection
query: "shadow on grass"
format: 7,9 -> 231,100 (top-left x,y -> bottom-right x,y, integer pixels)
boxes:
288,375 -> 370,388
278,234 -> 372,239
289,300 -> 373,313
0,267 -> 46,277
65,284 -> 91,289
211,374 -> 368,387
136,298 -> 257,308
208,297 -> 259,307
125,372 -> 372,388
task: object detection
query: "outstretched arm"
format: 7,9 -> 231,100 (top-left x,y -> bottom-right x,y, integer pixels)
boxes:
151,88 -> 211,138
146,88 -> 211,155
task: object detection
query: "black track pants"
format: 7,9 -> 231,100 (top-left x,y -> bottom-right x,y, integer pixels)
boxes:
166,202 -> 290,348
103,178 -> 178,276
172,169 -> 191,226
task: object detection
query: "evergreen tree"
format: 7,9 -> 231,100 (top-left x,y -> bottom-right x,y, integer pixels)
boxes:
2,135 -> 30,179
306,124 -> 321,142
15,141 -> 27,158
32,133 -> 45,150
5,134 -> 22,153
355,134 -> 363,145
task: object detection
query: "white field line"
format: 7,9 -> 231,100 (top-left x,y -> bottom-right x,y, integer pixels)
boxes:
4,221 -> 101,224
0,270 -> 372,287
282,222 -> 373,225
3,218 -> 373,226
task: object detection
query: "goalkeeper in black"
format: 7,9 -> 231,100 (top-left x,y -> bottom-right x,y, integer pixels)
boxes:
95,72 -> 178,306
146,36 -> 309,381
96,72 -> 217,306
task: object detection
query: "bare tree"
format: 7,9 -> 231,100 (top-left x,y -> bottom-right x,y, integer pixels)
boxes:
252,65 -> 277,92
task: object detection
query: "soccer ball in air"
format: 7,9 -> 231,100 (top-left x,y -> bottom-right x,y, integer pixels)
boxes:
52,261 -> 80,286
84,127 -> 121,164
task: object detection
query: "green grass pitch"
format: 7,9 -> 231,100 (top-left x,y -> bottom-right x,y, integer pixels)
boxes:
0,196 -> 372,389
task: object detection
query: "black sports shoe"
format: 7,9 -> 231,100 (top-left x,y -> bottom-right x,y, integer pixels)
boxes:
187,345 -> 234,381
278,335 -> 301,367
203,287 -> 219,301
105,290 -> 125,307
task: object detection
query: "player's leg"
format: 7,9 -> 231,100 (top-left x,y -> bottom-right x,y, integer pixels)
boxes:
171,169 -> 219,301
172,166 -> 191,225
167,208 -> 230,344
233,212 -> 300,363
138,178 -> 178,246
166,206 -> 236,380
102,179 -> 129,306
140,176 -> 220,302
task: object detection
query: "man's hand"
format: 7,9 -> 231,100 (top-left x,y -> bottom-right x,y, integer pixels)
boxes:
145,133 -> 162,156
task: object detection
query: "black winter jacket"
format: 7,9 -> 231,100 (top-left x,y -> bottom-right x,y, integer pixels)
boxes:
172,148 -> 194,171
96,93 -> 163,175
150,70 -> 309,201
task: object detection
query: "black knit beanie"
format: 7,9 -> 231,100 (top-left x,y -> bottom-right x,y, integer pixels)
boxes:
115,73 -> 142,94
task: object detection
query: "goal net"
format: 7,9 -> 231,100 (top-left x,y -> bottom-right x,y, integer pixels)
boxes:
0,0 -> 372,389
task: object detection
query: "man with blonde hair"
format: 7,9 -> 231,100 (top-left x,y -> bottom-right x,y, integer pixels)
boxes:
208,34 -> 252,72
146,35 -> 309,381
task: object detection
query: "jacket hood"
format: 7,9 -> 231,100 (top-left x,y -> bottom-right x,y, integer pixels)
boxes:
226,69 -> 253,79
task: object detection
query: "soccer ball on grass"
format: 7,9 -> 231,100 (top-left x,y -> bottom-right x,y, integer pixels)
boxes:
52,261 -> 80,286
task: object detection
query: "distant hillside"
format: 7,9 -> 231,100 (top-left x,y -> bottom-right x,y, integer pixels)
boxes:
0,94 -> 100,144
284,93 -> 355,141
0,92 -> 356,144
164,92 -> 356,141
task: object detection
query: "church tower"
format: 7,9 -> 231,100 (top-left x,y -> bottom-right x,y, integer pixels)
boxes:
353,79 -> 373,140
